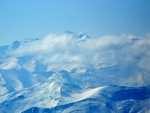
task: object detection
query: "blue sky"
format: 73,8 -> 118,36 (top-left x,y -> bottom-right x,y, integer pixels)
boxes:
0,0 -> 150,45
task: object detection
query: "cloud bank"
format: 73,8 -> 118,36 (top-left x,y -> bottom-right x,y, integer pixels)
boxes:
7,32 -> 150,71
1,32 -> 149,86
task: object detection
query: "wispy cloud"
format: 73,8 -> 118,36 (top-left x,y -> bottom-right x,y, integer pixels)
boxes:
0,57 -> 21,70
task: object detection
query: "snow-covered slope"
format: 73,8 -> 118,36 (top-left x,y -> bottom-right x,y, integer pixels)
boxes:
0,32 -> 150,112
22,85 -> 150,113
0,82 -> 62,113
1,82 -> 149,113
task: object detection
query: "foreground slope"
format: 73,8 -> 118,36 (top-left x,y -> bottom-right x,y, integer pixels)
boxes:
23,85 -> 150,113
0,81 -> 149,113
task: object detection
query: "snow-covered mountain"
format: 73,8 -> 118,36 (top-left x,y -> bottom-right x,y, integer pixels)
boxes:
0,32 -> 150,112
22,85 -> 150,113
0,82 -> 149,113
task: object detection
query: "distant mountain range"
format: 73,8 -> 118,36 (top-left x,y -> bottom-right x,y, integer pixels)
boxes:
0,32 -> 150,113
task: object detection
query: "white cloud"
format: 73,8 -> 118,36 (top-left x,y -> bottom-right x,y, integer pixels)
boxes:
0,57 -> 21,70
5,32 -> 150,86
